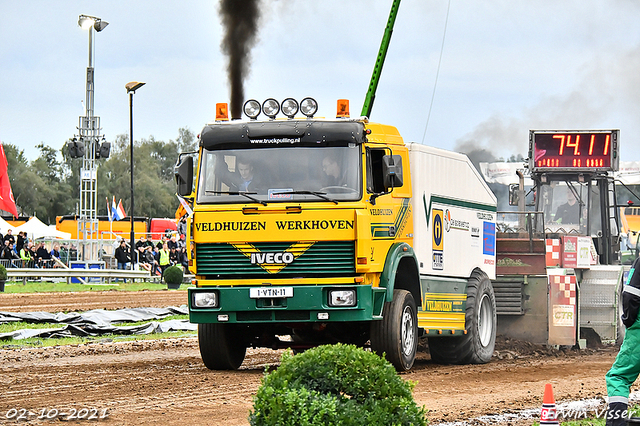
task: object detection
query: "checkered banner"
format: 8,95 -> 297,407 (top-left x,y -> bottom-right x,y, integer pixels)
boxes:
546,239 -> 561,267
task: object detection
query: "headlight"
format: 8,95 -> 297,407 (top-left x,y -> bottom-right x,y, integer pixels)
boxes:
193,292 -> 218,308
281,98 -> 299,118
300,97 -> 318,118
262,98 -> 280,119
328,289 -> 356,307
243,99 -> 261,119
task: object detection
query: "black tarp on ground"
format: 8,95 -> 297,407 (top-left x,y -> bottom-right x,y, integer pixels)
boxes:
0,306 -> 188,326
0,306 -> 197,340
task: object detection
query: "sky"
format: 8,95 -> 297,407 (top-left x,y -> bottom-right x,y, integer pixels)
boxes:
1,0 -> 640,164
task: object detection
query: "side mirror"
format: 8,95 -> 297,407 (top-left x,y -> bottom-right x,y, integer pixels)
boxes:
382,155 -> 403,189
175,155 -> 194,197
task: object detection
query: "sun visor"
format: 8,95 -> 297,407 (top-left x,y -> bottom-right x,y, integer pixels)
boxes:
201,121 -> 365,150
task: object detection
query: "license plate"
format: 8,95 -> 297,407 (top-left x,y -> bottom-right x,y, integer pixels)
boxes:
249,287 -> 294,298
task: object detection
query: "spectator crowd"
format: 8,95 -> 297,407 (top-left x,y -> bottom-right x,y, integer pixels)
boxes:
113,228 -> 189,278
0,217 -> 189,277
0,228 -> 79,268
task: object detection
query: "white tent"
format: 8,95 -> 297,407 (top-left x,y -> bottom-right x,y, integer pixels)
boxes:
480,160 -> 640,185
479,162 -> 532,186
0,217 -> 16,234
14,216 -> 71,240
618,161 -> 640,185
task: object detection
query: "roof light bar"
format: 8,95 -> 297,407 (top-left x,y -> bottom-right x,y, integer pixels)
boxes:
240,97 -> 320,119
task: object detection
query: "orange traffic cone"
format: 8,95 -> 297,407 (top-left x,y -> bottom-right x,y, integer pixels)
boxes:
540,383 -> 559,425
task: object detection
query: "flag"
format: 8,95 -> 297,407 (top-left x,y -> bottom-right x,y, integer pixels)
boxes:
175,204 -> 186,221
175,194 -> 193,220
111,196 -> 118,220
0,143 -> 18,217
106,197 -> 113,222
113,199 -> 126,221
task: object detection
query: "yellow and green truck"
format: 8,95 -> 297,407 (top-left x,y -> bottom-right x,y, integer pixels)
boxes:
175,98 -> 497,371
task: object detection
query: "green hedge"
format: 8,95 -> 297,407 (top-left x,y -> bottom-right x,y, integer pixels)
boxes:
249,344 -> 426,426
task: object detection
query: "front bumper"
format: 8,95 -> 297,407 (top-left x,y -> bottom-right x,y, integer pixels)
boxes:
189,284 -> 386,324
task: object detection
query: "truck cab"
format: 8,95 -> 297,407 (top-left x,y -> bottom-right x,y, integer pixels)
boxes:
176,98 -> 497,370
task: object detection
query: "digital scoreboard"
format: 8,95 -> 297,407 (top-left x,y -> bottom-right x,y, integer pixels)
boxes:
528,130 -> 619,172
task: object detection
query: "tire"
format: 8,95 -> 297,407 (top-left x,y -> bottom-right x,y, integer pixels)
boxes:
198,323 -> 246,370
428,269 -> 496,364
370,289 -> 418,371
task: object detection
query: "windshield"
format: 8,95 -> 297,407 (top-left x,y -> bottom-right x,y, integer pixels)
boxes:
197,145 -> 362,204
539,180 -> 602,236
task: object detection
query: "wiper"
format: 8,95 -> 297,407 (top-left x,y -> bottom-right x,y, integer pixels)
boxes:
205,190 -> 268,206
271,190 -> 338,205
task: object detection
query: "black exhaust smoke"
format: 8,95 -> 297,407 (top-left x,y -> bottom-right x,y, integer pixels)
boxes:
219,0 -> 260,119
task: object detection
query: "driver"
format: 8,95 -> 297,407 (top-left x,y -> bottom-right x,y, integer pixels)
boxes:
216,156 -> 261,192
236,160 -> 255,192
322,154 -> 347,187
555,187 -> 580,224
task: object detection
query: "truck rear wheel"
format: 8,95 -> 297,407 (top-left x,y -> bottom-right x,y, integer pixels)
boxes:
198,323 -> 246,370
370,289 -> 418,371
428,269 -> 496,364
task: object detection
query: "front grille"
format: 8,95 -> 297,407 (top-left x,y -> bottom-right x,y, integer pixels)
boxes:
275,311 -> 310,321
235,310 -> 310,322
196,241 -> 355,278
236,311 -> 272,322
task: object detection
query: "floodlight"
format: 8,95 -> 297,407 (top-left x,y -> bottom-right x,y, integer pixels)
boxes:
300,97 -> 318,118
262,98 -> 280,119
281,98 -> 299,119
243,100 -> 261,119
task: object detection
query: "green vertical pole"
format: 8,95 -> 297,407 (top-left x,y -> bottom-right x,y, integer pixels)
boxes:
361,0 -> 402,119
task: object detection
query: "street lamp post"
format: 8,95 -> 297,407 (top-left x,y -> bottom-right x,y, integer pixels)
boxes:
126,81 -> 145,270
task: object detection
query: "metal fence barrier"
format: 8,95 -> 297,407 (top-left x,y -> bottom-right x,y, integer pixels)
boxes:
0,259 -> 193,285
0,258 -> 154,285
0,259 -> 58,269
5,268 -> 153,285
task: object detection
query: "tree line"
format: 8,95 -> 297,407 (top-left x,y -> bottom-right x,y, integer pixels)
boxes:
5,127 -> 197,224
8,133 -> 638,226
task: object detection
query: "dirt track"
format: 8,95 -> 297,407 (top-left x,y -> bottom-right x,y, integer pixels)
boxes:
0,291 -> 629,425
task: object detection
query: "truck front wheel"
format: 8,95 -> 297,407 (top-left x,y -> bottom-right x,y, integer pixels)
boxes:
370,289 -> 418,371
198,323 -> 246,370
428,269 -> 496,364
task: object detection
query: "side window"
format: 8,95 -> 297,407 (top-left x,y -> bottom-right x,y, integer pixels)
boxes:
366,148 -> 386,194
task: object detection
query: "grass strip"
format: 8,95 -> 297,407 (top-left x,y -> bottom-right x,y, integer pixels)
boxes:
0,280 -> 187,293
